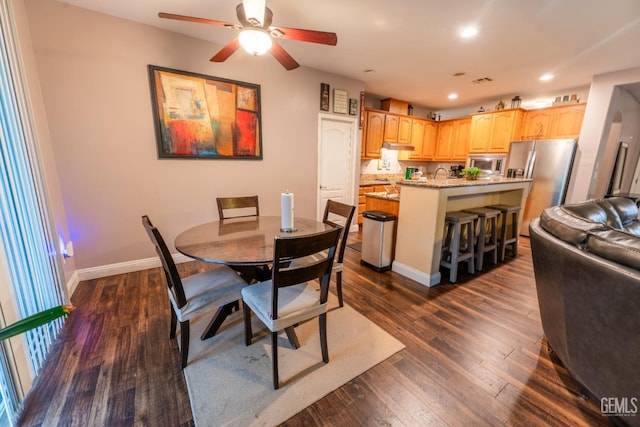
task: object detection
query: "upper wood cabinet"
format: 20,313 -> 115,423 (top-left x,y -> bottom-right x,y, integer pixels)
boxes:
469,108 -> 524,153
362,110 -> 385,158
405,119 -> 425,160
451,118 -> 471,160
434,118 -> 471,160
398,116 -> 412,143
549,104 -> 586,139
521,103 -> 586,140
421,120 -> 439,159
520,108 -> 554,139
364,108 -> 438,160
383,114 -> 400,142
362,104 -> 585,160
399,118 -> 439,160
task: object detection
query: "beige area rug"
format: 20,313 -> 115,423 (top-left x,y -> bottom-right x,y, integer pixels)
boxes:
183,296 -> 405,426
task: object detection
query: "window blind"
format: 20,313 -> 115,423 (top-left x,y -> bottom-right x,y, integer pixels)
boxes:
0,0 -> 68,422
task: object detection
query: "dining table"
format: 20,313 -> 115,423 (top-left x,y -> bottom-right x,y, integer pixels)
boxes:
174,215 -> 332,346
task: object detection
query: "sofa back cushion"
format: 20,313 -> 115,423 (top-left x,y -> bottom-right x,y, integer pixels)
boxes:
603,197 -> 640,234
540,206 -> 608,246
587,229 -> 640,270
562,200 -> 623,228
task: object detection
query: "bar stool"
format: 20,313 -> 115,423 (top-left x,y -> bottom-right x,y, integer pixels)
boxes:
463,207 -> 500,271
440,211 -> 477,283
486,204 -> 521,261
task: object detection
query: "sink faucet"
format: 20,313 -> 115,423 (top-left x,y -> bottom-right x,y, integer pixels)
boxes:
433,167 -> 449,179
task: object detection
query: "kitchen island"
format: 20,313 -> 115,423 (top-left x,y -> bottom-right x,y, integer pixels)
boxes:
363,191 -> 400,217
392,177 -> 532,287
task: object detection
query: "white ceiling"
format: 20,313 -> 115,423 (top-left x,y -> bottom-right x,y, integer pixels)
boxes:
60,0 -> 640,110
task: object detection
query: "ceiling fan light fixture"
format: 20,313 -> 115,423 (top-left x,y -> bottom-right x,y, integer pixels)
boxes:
239,28 -> 272,55
242,0 -> 266,26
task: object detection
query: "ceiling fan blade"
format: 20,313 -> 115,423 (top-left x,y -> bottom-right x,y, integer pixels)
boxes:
270,41 -> 300,70
270,26 -> 337,46
158,12 -> 240,30
210,38 -> 241,62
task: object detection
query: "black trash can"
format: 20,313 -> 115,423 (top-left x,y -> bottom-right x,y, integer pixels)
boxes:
360,210 -> 396,272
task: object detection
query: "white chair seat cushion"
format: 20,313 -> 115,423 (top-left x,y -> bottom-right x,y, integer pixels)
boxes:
241,280 -> 328,332
168,265 -> 246,322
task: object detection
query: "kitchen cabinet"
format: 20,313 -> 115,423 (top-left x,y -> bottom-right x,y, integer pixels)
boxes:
383,114 -> 400,142
358,184 -> 387,225
403,119 -> 425,160
383,114 -> 411,143
520,108 -> 554,139
362,110 -> 385,158
434,118 -> 471,161
451,118 -> 471,160
397,116 -> 412,143
365,196 -> 399,217
399,118 -> 438,160
469,108 -> 524,153
549,103 -> 586,139
362,109 -> 413,159
421,120 -> 439,159
520,103 -> 586,140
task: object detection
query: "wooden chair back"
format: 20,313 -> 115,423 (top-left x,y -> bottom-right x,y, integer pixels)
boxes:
322,199 -> 356,264
216,196 -> 260,219
270,227 -> 342,319
141,215 -> 187,308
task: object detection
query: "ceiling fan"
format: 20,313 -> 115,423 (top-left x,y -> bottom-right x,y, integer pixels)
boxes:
158,0 -> 338,70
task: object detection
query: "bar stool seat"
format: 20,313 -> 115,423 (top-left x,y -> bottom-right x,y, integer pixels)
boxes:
486,204 -> 521,261
440,211 -> 477,283
463,207 -> 500,271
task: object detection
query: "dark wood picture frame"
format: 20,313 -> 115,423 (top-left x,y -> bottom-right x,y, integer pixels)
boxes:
148,65 -> 262,160
349,98 -> 358,115
359,91 -> 366,129
320,83 -> 330,111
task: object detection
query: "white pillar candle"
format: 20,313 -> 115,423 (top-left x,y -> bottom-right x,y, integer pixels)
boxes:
281,191 -> 294,231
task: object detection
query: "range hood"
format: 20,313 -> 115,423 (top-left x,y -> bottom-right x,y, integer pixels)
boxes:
382,141 -> 415,151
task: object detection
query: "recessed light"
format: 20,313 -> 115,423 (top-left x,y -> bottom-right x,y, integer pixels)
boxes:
460,26 -> 478,39
539,73 -> 554,81
448,93 -> 458,100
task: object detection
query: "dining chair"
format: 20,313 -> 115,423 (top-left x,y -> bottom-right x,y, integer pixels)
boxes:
216,195 -> 260,219
319,200 -> 356,307
241,226 -> 342,389
288,200 -> 355,307
141,215 -> 247,369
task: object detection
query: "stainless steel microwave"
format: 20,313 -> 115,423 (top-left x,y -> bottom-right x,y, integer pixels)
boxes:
466,154 -> 506,177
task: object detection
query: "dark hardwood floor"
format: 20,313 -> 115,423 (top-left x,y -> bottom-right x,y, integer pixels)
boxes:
18,233 -> 613,426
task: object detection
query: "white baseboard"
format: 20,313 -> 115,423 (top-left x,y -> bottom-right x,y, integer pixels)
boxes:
76,253 -> 193,282
65,270 -> 80,296
391,261 -> 441,287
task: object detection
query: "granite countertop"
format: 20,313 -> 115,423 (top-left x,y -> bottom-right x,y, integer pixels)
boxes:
363,191 -> 400,201
399,177 -> 533,188
359,173 -> 404,186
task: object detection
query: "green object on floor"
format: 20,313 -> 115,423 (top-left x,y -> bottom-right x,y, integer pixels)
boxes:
0,304 -> 74,341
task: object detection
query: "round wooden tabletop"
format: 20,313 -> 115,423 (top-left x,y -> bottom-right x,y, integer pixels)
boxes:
174,216 -> 331,266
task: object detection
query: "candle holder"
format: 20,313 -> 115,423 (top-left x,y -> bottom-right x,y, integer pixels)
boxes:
511,96 -> 521,108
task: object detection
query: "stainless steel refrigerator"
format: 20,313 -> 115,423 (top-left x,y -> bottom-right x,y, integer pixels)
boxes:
506,139 -> 577,236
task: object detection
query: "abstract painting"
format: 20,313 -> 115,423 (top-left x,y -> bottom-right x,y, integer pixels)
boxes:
148,65 -> 262,159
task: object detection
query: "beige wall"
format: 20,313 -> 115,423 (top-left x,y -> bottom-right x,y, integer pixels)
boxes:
12,0 -> 76,282
567,67 -> 640,202
24,0 -> 364,270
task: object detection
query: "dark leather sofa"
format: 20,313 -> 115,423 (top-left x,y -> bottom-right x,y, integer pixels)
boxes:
529,197 -> 640,426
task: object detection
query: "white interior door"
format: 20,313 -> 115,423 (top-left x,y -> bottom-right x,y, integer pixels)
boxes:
317,113 -> 358,229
